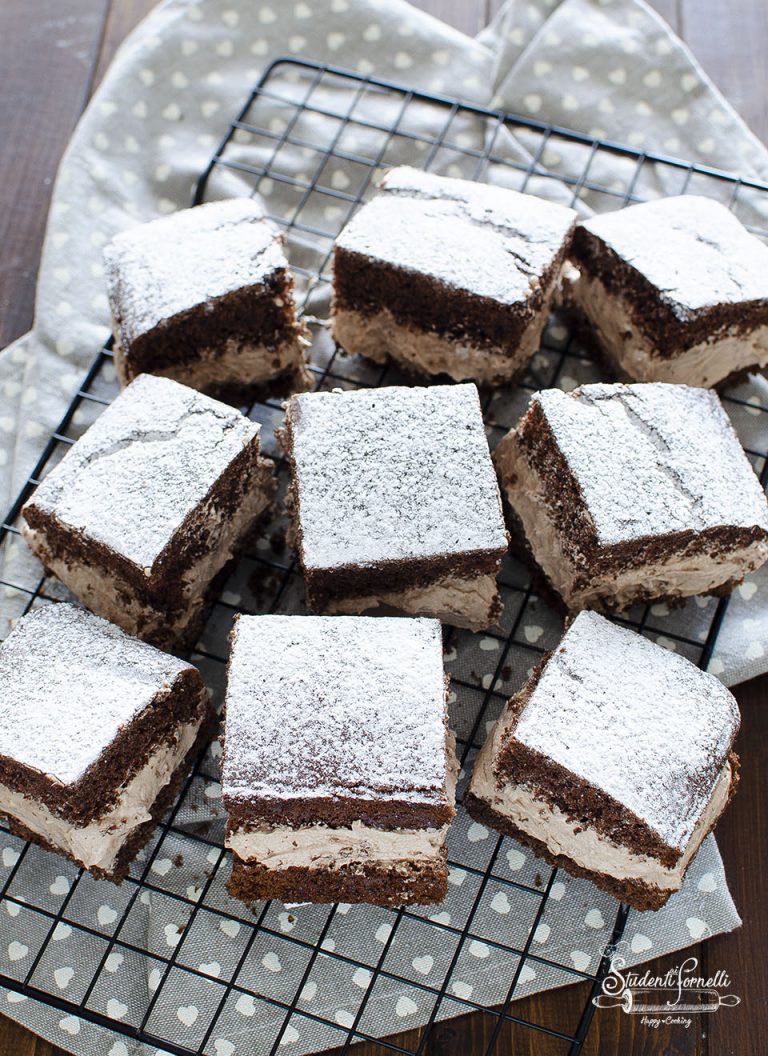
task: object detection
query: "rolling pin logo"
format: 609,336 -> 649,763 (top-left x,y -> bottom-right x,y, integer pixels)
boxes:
592,944 -> 740,1022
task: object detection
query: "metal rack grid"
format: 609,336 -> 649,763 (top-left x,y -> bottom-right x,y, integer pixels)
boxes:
0,56 -> 767,1056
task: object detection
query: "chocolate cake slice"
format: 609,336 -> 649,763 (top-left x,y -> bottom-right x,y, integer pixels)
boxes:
0,603 -> 213,882
221,615 -> 457,907
280,383 -> 509,630
332,167 -> 576,385
561,195 -> 768,388
104,198 -> 310,395
495,381 -> 768,612
466,611 -> 740,911
22,374 -> 275,649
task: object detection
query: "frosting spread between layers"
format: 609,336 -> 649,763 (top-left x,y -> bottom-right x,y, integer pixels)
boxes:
562,263 -> 768,386
226,818 -> 449,870
0,715 -> 205,872
493,611 -> 740,852
318,568 -> 501,632
333,301 -> 546,384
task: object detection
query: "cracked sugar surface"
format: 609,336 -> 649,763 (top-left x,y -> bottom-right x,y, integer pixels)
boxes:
508,611 -> 740,850
25,374 -> 260,571
287,383 -> 507,570
0,603 -> 195,785
335,166 -> 576,307
580,195 -> 768,316
104,197 -> 287,344
533,382 -> 768,546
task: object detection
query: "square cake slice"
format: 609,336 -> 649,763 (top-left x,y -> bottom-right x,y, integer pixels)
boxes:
0,603 -> 213,881
104,198 -> 310,395
22,374 -> 275,649
222,615 -> 457,906
281,384 -> 508,630
466,611 -> 740,911
495,381 -> 768,612
332,167 -> 576,385
561,195 -> 768,388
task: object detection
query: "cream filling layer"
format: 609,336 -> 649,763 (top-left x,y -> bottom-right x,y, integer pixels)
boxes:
113,307 -> 310,391
126,335 -> 311,391
227,819 -> 450,870
228,733 -> 459,871
470,721 -> 733,889
562,263 -> 768,387
496,432 -> 768,610
317,570 -> 502,632
333,306 -> 545,385
22,466 -> 272,643
0,717 -> 203,873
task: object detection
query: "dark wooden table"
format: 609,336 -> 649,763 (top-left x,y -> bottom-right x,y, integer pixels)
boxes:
0,2 -> 766,1054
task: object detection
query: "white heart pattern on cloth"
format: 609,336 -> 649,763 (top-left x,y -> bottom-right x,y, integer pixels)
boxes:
491,891 -> 511,915
53,967 -> 74,990
630,933 -> 653,954
412,955 -> 434,975
395,995 -> 418,1017
97,905 -> 118,927
236,994 -> 256,1017
177,1005 -> 199,1027
49,875 -> 70,896
686,917 -> 709,940
2,847 -> 19,869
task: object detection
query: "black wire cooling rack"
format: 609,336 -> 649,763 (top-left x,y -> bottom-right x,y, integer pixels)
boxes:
0,56 -> 767,1056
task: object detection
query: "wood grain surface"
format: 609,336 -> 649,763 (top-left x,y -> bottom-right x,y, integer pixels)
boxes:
0,2 -> 766,1055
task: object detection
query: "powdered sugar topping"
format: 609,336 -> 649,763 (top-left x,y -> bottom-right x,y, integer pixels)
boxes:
0,603 -> 195,786
104,198 -> 288,343
581,195 -> 768,315
511,611 -> 740,850
222,615 -> 449,805
26,374 -> 260,570
335,166 -> 576,305
535,382 -> 768,546
288,384 -> 507,569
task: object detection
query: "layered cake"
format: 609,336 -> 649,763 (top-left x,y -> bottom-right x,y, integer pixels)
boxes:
561,195 -> 768,388
466,611 -> 740,911
280,383 -> 508,630
104,198 -> 309,394
222,615 -> 457,906
495,381 -> 768,611
22,374 -> 275,649
332,167 -> 576,385
0,603 -> 213,881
